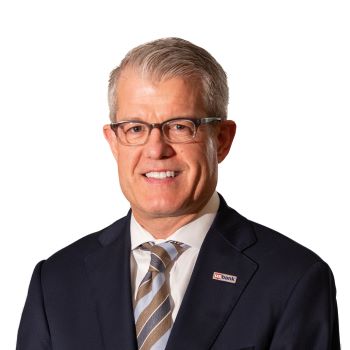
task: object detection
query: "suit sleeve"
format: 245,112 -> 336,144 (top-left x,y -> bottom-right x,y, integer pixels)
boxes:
17,261 -> 52,350
269,261 -> 340,349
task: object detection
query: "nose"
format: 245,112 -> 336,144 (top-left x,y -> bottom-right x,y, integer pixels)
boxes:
143,128 -> 175,159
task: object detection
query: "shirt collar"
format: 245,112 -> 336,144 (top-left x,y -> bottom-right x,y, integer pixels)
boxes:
130,191 -> 220,250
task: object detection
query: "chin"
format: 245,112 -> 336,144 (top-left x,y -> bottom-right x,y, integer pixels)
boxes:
139,197 -> 186,218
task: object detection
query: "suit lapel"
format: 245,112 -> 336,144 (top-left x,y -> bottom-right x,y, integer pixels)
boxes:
166,198 -> 258,350
84,213 -> 138,350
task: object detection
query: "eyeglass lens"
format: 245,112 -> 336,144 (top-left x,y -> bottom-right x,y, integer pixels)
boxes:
117,119 -> 196,145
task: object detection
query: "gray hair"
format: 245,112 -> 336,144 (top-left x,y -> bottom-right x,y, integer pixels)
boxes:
108,37 -> 229,122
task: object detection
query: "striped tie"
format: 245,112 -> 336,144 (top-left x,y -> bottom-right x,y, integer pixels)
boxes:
134,241 -> 189,350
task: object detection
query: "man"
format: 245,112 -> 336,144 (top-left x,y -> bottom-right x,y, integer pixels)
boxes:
17,38 -> 340,349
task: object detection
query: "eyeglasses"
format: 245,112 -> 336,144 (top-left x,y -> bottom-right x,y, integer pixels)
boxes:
110,117 -> 222,146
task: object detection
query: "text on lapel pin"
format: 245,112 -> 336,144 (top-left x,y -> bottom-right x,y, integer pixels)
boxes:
212,272 -> 237,284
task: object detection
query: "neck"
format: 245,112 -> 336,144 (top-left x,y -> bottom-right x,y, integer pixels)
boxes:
131,192 -> 219,239
132,212 -> 199,239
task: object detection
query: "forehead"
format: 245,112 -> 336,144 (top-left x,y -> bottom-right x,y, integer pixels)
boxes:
115,69 -> 206,120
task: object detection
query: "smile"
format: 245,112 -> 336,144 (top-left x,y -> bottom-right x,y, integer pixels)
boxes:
144,171 -> 177,179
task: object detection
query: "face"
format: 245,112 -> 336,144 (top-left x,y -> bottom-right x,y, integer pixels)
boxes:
104,69 -> 235,221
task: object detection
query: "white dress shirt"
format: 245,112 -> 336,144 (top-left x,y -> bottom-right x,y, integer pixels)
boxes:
130,191 -> 220,322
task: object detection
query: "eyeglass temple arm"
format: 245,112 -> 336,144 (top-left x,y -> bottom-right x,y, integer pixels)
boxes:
198,117 -> 222,125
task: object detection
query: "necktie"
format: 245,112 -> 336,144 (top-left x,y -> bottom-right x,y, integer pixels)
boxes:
134,241 -> 189,350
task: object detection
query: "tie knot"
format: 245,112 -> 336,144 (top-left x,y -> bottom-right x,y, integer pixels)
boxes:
141,241 -> 189,273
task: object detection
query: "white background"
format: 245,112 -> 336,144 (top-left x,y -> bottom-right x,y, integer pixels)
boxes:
1,0 -> 349,348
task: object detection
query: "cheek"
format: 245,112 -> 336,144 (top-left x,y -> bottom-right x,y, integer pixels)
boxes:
116,148 -> 139,181
183,140 -> 218,179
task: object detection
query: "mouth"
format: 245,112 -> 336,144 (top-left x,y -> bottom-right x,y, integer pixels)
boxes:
143,171 -> 179,179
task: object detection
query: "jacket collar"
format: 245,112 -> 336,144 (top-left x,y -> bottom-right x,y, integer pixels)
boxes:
214,194 -> 257,251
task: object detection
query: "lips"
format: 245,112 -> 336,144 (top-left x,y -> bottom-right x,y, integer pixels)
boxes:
144,171 -> 177,179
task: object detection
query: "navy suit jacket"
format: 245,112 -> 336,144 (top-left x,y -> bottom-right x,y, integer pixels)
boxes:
17,197 -> 340,349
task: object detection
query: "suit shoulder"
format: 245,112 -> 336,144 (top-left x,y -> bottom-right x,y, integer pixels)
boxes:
247,220 -> 325,269
42,215 -> 129,269
240,219 -> 337,306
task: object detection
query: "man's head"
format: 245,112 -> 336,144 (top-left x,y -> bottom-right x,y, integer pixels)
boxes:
107,37 -> 229,123
104,38 -> 236,234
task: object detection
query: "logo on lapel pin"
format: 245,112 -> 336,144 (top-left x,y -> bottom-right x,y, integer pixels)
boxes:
212,272 -> 237,284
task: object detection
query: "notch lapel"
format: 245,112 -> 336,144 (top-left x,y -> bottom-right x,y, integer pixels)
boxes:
84,214 -> 138,350
166,199 -> 258,350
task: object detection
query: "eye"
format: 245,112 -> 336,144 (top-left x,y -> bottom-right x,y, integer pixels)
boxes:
124,123 -> 147,134
164,119 -> 195,142
130,126 -> 143,133
167,121 -> 194,134
173,124 -> 186,130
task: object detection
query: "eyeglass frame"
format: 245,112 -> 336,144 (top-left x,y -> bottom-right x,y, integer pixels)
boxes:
109,117 -> 222,146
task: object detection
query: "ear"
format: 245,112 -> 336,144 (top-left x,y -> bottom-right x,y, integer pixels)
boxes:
103,124 -> 119,160
216,120 -> 236,163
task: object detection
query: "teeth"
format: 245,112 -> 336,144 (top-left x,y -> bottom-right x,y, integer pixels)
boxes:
145,171 -> 176,179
